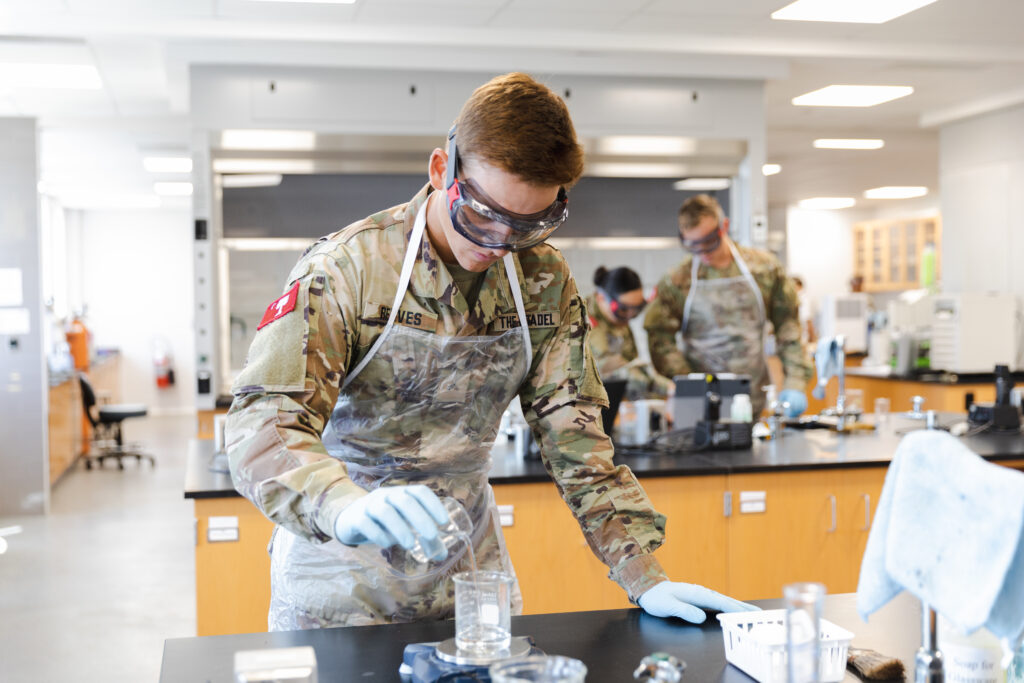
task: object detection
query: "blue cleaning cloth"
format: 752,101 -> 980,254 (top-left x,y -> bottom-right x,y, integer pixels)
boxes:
857,430 -> 1024,642
812,338 -> 840,400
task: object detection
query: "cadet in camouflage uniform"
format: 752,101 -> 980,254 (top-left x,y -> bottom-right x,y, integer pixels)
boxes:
644,194 -> 812,417
587,266 -> 673,401
227,73 -> 754,630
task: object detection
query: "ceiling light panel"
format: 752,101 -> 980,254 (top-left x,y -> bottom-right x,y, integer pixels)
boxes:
864,186 -> 928,199
219,129 -> 316,151
221,174 -> 284,188
798,197 -> 856,210
673,178 -> 731,191
597,136 -> 699,156
793,85 -> 914,107
762,164 -> 782,176
0,63 -> 102,90
813,139 -> 885,150
771,0 -> 939,24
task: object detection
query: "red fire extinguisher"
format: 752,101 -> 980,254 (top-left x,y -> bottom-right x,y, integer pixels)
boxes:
153,338 -> 176,388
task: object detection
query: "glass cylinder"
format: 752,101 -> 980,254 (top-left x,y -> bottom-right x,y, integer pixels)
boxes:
453,570 -> 514,656
784,582 -> 825,683
489,655 -> 587,682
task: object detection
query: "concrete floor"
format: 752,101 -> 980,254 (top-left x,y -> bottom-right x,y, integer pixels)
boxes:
0,415 -> 197,682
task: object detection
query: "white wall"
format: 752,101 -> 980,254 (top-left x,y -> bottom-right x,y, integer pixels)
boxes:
78,208 -> 196,415
785,207 -> 867,309
939,103 -> 1024,295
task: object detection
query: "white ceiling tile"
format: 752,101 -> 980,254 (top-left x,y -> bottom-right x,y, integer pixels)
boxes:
64,0 -> 216,17
504,0 -> 649,9
488,7 -> 635,31
355,3 -> 496,26
215,0 -> 358,22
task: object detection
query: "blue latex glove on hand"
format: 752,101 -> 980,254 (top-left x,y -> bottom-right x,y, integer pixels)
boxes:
333,485 -> 450,559
638,581 -> 759,623
779,389 -> 808,418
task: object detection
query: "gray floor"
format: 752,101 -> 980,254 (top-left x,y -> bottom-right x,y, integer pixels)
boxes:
0,415 -> 197,682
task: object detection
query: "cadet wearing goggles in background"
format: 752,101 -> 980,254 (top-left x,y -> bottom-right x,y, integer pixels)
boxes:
587,266 -> 674,401
644,194 -> 812,418
226,73 -> 754,631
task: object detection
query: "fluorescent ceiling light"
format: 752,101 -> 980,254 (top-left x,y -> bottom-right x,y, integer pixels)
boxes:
814,138 -> 885,150
143,156 -> 192,174
220,129 -> 316,151
762,164 -> 782,176
246,0 -> 355,3
793,85 -> 913,107
221,174 -> 284,188
771,0 -> 938,24
864,186 -> 929,199
597,136 -> 698,156
586,162 -> 690,177
60,193 -> 162,210
154,181 -> 193,196
798,197 -> 856,210
673,178 -> 731,191
213,158 -> 316,174
0,63 -> 102,90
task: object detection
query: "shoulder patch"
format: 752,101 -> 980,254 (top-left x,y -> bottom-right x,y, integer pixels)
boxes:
257,281 -> 300,330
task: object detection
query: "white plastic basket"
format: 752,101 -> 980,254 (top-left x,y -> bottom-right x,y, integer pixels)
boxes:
716,609 -> 854,683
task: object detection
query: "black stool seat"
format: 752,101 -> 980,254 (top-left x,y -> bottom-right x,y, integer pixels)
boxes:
98,404 -> 148,422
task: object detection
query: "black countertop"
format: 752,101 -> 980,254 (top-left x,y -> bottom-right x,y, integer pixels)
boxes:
160,592 -> 921,682
186,415 -> 1024,499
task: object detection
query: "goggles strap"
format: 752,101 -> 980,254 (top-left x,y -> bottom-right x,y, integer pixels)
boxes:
444,125 -> 458,190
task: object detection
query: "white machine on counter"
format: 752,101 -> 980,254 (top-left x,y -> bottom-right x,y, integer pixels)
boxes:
818,293 -> 870,354
927,293 -> 1020,373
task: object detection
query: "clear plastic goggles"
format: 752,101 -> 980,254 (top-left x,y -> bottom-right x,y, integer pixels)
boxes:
679,228 -> 723,255
598,288 -> 647,321
447,178 -> 568,252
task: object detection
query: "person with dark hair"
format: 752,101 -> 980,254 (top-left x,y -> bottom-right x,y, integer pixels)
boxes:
645,194 -> 812,417
226,74 -> 753,630
588,266 -> 673,400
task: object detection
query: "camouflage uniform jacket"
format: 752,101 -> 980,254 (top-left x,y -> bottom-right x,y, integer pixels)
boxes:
643,243 -> 813,391
585,294 -> 674,401
227,184 -> 669,602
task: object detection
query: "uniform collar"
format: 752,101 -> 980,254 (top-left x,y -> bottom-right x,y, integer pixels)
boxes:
403,183 -> 515,328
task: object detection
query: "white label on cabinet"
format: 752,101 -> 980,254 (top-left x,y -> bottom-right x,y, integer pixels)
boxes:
739,491 -> 766,514
208,516 -> 239,543
497,504 -> 514,527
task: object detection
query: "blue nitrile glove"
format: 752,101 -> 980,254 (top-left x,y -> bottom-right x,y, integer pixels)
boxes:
333,485 -> 450,559
638,581 -> 759,624
779,389 -> 808,418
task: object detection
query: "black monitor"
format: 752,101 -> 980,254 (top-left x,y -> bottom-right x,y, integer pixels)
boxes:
600,379 -> 628,438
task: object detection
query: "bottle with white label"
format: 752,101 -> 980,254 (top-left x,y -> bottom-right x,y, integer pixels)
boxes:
938,614 -> 1006,683
731,394 -> 753,423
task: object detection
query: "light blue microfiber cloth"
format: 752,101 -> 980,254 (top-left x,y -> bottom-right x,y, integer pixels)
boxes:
857,429 -> 1024,643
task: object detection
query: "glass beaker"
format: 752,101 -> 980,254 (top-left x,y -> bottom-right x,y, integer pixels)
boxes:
844,388 -> 864,416
489,655 -> 587,682
784,582 -> 825,683
409,496 -> 473,564
454,570 -> 514,656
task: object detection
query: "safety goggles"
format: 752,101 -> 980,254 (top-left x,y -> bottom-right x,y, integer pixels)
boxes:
598,288 -> 647,321
679,227 -> 723,255
444,127 -> 569,252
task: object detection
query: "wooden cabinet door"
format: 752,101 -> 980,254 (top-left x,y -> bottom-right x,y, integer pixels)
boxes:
727,470 -> 847,601
493,475 -> 728,614
832,467 -> 885,593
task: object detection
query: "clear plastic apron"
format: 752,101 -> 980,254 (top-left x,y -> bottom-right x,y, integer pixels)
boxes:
681,240 -> 771,415
268,200 -> 533,630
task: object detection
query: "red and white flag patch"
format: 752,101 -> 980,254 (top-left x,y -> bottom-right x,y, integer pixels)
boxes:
258,281 -> 300,330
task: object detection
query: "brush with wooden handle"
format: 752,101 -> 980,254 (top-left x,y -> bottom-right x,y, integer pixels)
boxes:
847,647 -> 906,680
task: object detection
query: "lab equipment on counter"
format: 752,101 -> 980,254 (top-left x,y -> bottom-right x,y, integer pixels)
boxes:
671,373 -> 753,450
716,608 -> 853,683
811,336 -> 862,432
490,655 -> 588,682
937,614 -> 1007,683
785,582 -> 825,683
967,365 -> 1022,433
401,637 -> 538,682
634,652 -> 686,681
453,570 -> 514,656
845,647 -> 905,680
234,646 -> 317,683
818,294 -> 870,354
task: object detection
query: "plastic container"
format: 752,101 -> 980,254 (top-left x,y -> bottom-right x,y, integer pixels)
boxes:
731,394 -> 753,423
489,655 -> 587,682
716,610 -> 854,683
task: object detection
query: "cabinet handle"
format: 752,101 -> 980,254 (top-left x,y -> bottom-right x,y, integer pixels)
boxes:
827,495 -> 837,533
861,494 -> 872,531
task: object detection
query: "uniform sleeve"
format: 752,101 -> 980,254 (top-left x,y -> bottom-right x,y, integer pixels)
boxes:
519,282 -> 669,603
225,255 -> 368,543
643,275 -> 692,380
769,270 -> 814,391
